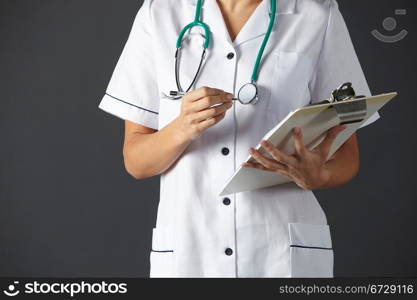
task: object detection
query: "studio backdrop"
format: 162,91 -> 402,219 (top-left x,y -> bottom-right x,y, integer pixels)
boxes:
0,0 -> 416,277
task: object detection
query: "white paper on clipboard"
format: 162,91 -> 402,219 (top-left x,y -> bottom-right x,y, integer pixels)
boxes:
219,92 -> 398,196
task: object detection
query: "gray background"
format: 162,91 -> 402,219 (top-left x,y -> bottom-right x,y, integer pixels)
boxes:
0,0 -> 415,277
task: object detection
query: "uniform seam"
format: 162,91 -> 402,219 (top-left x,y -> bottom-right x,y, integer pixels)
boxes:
307,0 -> 333,100
290,245 -> 333,250
233,82 -> 238,278
105,93 -> 159,115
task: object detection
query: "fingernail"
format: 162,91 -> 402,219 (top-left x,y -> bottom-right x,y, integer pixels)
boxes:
226,94 -> 233,100
294,128 -> 300,134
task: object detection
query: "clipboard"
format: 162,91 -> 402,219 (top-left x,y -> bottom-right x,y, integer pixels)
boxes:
219,91 -> 398,196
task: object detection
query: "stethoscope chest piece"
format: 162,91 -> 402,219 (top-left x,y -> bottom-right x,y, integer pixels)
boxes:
237,82 -> 259,105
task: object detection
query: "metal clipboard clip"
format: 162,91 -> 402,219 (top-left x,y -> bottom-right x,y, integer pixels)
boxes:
330,82 -> 368,125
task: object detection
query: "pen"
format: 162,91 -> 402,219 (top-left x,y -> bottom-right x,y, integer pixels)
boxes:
169,91 -> 186,97
169,90 -> 238,100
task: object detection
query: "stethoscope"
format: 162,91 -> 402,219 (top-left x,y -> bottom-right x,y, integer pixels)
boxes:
162,0 -> 277,105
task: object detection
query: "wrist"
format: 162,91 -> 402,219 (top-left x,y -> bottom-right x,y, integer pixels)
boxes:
169,117 -> 193,146
315,166 -> 332,189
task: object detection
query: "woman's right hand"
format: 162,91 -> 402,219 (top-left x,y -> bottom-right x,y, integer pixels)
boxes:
123,87 -> 233,179
172,86 -> 234,142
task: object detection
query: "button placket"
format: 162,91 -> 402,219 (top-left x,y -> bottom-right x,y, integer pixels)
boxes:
216,44 -> 237,276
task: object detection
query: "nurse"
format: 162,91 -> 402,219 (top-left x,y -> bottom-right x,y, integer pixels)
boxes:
99,0 -> 379,277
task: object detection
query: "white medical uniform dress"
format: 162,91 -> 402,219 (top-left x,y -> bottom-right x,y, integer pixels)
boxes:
99,0 -> 380,277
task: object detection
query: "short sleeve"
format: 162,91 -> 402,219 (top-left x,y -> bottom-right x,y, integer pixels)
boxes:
98,0 -> 159,130
309,0 -> 380,129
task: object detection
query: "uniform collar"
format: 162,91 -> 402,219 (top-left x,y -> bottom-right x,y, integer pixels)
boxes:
187,0 -> 297,46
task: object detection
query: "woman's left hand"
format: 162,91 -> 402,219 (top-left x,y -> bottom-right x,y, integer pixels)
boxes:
243,125 -> 347,190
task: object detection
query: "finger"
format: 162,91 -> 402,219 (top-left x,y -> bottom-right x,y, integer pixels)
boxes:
275,168 -> 292,180
292,127 -> 307,156
192,93 -> 233,111
316,125 -> 347,155
197,111 -> 226,131
243,161 -> 288,172
193,101 -> 233,122
249,148 -> 281,170
185,86 -> 226,102
242,162 -> 270,171
243,162 -> 293,181
260,140 -> 294,166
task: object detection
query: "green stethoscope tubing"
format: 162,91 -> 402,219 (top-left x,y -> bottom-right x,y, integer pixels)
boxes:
174,0 -> 277,100
176,0 -> 211,49
252,0 -> 276,82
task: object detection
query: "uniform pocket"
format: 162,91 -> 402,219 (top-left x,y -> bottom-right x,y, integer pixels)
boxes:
288,222 -> 334,278
149,227 -> 175,278
275,51 -> 300,69
266,51 -> 312,123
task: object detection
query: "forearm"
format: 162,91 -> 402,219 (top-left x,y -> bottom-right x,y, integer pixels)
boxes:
319,135 -> 360,189
123,88 -> 233,179
123,118 -> 191,179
